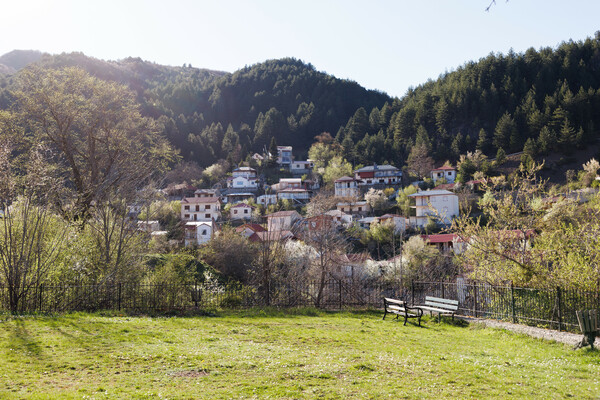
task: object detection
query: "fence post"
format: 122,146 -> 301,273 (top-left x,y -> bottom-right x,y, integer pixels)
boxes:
510,282 -> 516,324
39,284 -> 43,313
339,280 -> 343,309
194,281 -> 199,308
441,281 -> 445,298
473,284 -> 478,318
411,281 -> 415,306
118,283 -> 122,311
556,286 -> 562,332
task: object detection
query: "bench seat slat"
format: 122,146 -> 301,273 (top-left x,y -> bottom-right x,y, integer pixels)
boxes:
426,296 -> 459,306
418,305 -> 456,314
424,301 -> 458,311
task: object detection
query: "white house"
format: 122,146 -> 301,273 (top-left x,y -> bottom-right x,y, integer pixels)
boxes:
266,210 -> 302,231
431,165 -> 457,184
408,189 -> 459,227
257,194 -> 277,206
336,201 -> 371,215
181,196 -> 221,221
227,175 -> 259,189
229,203 -> 255,220
334,176 -> 362,198
184,220 -> 216,246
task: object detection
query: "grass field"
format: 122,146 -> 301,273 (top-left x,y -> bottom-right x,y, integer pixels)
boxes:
0,309 -> 599,399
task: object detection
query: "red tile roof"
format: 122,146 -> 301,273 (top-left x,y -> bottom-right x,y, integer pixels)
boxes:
432,165 -> 456,171
235,223 -> 266,233
421,234 -> 459,243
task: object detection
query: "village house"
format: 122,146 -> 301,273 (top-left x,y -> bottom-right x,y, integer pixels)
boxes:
184,220 -> 216,246
224,192 -> 255,204
194,188 -> 220,198
163,182 -> 197,200
290,160 -> 314,175
235,223 -> 266,238
277,188 -> 310,203
181,196 -> 221,221
227,167 -> 259,190
431,165 -> 457,184
334,176 -> 362,198
421,233 -> 464,254
336,200 -> 371,216
249,230 -> 295,243
137,220 -> 161,233
271,178 -> 303,192
324,209 -> 353,227
378,214 -> 408,233
408,189 -> 459,227
257,194 -> 277,206
229,203 -> 255,220
266,210 -> 302,231
354,164 -> 402,187
277,146 -> 293,168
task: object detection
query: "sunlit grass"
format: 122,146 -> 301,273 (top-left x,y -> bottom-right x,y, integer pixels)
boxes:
0,309 -> 598,399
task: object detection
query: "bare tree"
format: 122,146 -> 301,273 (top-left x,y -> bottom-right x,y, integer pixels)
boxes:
301,217 -> 349,307
0,118 -> 68,312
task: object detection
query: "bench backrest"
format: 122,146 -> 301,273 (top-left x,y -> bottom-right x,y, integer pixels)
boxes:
384,297 -> 405,307
424,296 -> 459,311
577,310 -> 599,333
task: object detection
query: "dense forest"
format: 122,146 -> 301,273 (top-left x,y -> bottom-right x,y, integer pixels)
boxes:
337,33 -> 600,168
0,52 -> 390,167
2,33 -> 600,173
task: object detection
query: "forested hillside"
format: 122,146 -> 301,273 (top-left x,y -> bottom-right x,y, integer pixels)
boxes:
336,33 -> 600,168
3,34 -> 600,173
0,52 -> 390,167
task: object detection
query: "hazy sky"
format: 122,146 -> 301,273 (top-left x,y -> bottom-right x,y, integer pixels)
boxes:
2,1 -> 600,98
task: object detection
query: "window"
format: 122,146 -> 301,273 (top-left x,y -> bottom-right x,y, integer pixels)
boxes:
184,214 -> 189,218
234,210 -> 238,214
184,206 -> 190,211
244,209 -> 248,214
201,229 -> 207,235
358,207 -> 362,211
205,205 -> 210,210
195,205 -> 199,212
205,213 -> 210,218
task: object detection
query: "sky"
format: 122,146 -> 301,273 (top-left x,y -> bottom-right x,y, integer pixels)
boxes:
2,0 -> 600,98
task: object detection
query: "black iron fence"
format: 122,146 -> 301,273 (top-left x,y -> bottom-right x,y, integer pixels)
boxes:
1,280 -> 598,332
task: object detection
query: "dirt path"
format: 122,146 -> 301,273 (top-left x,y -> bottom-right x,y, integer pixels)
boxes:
461,316 -> 597,348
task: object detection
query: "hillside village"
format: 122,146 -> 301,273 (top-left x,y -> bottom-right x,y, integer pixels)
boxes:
140,144 -> 491,269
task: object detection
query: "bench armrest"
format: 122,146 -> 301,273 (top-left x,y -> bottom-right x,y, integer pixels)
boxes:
405,305 -> 423,317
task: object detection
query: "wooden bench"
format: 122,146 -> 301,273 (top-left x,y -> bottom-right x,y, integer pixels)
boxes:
575,309 -> 598,349
415,296 -> 459,322
383,297 -> 423,326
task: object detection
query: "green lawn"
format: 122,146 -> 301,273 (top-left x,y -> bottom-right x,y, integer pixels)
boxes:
0,309 -> 598,399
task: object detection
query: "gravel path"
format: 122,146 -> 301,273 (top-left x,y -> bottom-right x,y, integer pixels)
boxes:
461,316 -> 597,348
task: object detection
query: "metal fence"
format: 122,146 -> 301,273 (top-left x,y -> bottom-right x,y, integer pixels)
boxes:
411,281 -> 599,332
1,280 -> 598,332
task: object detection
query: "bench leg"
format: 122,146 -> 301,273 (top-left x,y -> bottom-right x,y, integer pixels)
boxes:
418,315 -> 421,327
383,310 -> 387,320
